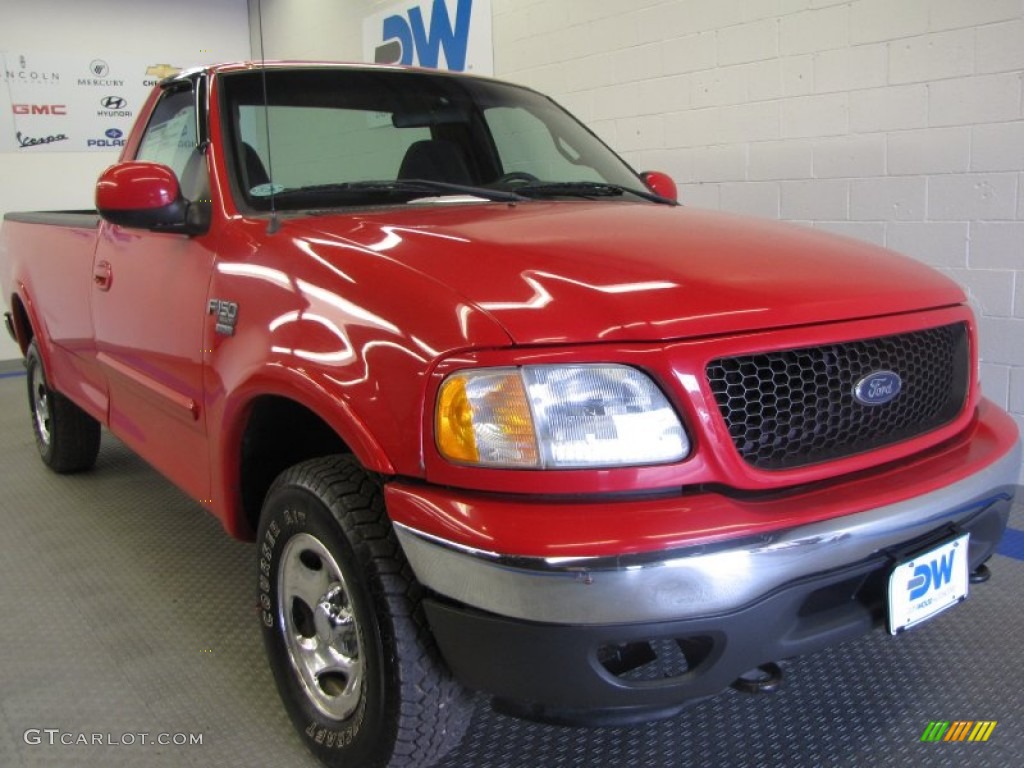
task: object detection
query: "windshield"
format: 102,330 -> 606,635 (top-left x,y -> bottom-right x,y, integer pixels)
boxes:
219,67 -> 649,211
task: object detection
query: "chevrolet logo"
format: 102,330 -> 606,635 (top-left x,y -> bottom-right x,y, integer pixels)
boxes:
145,64 -> 181,79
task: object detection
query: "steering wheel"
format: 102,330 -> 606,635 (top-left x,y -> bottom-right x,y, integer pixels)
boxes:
495,171 -> 539,185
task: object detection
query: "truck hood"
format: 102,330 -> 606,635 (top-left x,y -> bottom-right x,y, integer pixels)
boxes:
294,202 -> 964,345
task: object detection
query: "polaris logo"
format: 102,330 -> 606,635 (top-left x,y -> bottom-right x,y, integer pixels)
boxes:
853,370 -> 902,406
87,127 -> 126,148
365,0 -> 493,74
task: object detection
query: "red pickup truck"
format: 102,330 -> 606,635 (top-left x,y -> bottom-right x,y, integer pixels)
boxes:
2,62 -> 1020,768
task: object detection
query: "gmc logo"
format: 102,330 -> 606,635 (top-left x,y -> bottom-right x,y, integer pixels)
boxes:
13,104 -> 67,116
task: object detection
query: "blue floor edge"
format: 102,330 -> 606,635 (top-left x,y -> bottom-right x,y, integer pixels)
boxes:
996,527 -> 1024,561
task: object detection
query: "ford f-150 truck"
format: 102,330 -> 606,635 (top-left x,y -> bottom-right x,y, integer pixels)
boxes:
1,62 -> 1020,768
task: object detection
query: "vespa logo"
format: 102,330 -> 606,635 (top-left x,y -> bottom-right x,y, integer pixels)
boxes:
374,0 -> 474,71
853,370 -> 902,406
907,549 -> 957,601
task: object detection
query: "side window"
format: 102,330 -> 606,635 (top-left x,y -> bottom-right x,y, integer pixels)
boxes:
135,87 -> 205,198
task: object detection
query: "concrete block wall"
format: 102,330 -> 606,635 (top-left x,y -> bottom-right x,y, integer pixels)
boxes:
493,0 -> 1024,481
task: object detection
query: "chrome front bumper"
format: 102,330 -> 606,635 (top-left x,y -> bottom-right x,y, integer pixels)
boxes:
395,439 -> 1021,626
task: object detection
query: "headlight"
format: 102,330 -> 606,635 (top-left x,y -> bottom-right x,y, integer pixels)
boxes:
435,364 -> 689,468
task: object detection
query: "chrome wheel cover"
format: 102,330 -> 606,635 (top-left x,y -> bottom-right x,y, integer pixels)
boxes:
277,531 -> 364,721
29,365 -> 51,447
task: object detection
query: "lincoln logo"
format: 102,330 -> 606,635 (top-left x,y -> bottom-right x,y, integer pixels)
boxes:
853,371 -> 902,406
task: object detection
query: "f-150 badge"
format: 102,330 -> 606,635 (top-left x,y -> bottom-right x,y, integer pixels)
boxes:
208,299 -> 238,336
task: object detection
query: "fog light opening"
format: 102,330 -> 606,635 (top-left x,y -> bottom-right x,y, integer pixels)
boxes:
597,635 -> 715,681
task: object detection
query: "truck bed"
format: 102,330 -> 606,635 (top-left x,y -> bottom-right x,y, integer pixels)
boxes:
3,211 -> 100,227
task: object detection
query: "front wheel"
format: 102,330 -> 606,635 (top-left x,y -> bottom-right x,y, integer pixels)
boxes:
257,455 -> 472,768
25,340 -> 100,473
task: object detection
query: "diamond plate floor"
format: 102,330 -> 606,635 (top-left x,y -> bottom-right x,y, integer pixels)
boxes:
0,371 -> 1021,767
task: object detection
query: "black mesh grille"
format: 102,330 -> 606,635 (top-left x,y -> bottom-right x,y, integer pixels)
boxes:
706,323 -> 970,470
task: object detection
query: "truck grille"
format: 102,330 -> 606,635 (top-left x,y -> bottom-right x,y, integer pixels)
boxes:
706,323 -> 970,470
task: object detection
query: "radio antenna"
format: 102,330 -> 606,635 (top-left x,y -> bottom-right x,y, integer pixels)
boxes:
257,0 -> 279,234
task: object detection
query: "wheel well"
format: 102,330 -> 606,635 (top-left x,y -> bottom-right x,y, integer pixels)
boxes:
240,396 -> 350,534
10,295 -> 33,354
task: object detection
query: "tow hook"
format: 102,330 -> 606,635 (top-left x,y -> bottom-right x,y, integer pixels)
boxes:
969,563 -> 991,584
731,662 -> 784,694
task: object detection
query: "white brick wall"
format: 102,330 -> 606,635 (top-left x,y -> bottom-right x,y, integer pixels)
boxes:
493,0 -> 1024,481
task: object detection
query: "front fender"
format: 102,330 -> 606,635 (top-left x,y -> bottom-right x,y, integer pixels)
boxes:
202,217 -> 513,537
208,363 -> 396,539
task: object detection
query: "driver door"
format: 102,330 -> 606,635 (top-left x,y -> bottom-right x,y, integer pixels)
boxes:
91,82 -> 214,500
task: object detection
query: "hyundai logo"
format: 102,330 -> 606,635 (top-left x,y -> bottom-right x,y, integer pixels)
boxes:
101,96 -> 126,110
104,128 -> 123,139
853,370 -> 902,406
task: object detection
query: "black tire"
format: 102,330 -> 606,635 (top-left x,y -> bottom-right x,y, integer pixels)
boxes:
25,340 -> 101,473
257,455 -> 473,768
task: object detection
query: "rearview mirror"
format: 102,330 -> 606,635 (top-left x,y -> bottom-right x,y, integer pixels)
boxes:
96,162 -> 207,235
640,171 -> 678,203
392,105 -> 469,128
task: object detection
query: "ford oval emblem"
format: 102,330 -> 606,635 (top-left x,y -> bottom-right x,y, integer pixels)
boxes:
853,370 -> 902,406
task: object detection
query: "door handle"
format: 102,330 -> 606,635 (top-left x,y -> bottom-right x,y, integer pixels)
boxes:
93,260 -> 113,291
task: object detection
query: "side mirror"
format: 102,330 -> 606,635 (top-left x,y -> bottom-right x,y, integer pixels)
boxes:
640,171 -> 678,203
96,162 -> 207,235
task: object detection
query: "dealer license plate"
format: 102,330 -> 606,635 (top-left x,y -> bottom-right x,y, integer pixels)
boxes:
887,533 -> 969,635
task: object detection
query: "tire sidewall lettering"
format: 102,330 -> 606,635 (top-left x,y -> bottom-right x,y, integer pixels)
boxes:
259,490 -> 378,760
258,518 -> 282,628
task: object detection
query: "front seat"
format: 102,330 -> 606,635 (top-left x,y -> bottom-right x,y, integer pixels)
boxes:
242,142 -> 270,190
398,139 -> 473,185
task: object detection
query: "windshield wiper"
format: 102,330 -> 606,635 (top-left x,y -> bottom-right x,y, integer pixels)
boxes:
514,181 -> 676,205
268,179 -> 525,205
396,178 -> 528,203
